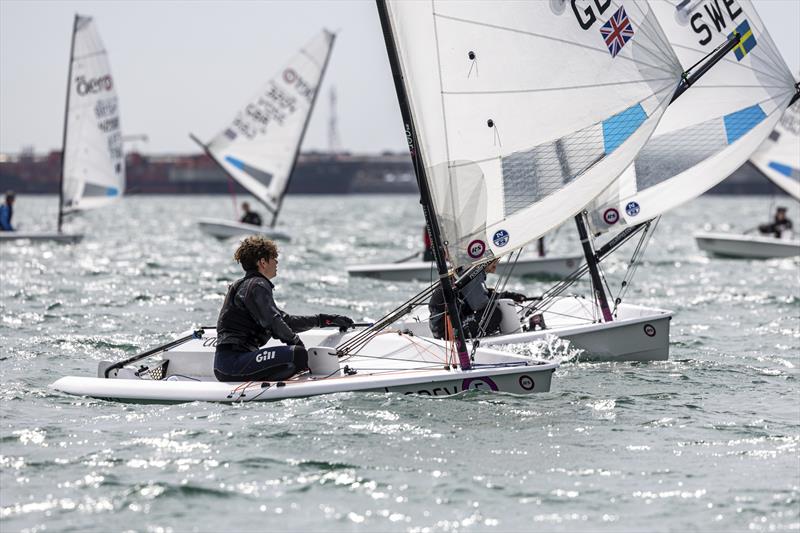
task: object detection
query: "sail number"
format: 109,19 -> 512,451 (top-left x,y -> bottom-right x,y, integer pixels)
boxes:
687,0 -> 743,46
571,0 -> 612,30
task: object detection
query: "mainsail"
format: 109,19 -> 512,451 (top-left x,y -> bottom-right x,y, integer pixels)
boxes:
60,15 -> 125,218
198,29 -> 335,223
380,0 -> 683,268
587,0 -> 796,236
749,99 -> 800,201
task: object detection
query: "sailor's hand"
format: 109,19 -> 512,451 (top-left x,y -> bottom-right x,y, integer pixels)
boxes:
291,335 -> 304,348
319,314 -> 355,329
502,291 -> 527,303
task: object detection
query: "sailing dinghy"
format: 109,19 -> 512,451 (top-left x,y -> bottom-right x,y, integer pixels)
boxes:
397,0 -> 798,361
346,253 -> 583,282
193,29 -> 335,241
695,99 -> 800,258
50,0 -> 689,403
0,15 -> 124,244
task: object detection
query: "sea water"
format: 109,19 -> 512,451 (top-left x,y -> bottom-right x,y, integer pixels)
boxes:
1,195 -> 798,532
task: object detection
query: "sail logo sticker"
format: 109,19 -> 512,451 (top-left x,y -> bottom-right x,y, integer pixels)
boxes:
467,240 -> 486,259
518,375 -> 535,391
75,75 -> 113,96
599,5 -> 634,58
283,69 -> 298,83
603,208 -> 620,225
462,376 -> 499,392
625,201 -> 640,217
493,230 -> 509,247
728,19 -> 756,61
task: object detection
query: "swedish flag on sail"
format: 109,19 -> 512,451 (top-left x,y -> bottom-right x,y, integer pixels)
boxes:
728,20 -> 756,61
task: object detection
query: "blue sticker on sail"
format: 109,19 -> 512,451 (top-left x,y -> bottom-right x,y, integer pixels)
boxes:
493,229 -> 509,247
723,104 -> 766,145
625,201 -> 640,216
224,155 -> 274,187
106,187 -> 119,197
602,103 -> 647,154
768,161 -> 799,179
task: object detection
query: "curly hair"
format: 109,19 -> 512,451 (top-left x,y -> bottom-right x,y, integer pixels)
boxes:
234,236 -> 278,271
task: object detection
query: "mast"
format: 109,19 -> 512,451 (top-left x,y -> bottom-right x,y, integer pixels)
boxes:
575,213 -> 613,322
270,30 -> 337,228
376,0 -> 472,370
58,14 -> 79,234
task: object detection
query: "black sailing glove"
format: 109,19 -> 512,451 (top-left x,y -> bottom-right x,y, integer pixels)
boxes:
318,314 -> 355,329
499,291 -> 527,303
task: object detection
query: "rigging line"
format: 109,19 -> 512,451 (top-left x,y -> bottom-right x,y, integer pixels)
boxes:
613,218 -> 658,313
71,50 -> 108,61
670,42 -> 790,86
442,76 -> 677,96
432,12 -> 679,75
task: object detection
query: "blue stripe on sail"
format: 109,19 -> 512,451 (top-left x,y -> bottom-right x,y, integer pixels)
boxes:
768,161 -> 798,179
602,104 -> 647,154
224,155 -> 246,170
106,187 -> 119,197
723,105 -> 766,144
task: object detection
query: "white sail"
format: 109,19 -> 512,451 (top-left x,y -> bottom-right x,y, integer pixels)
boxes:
588,0 -> 796,236
749,99 -> 800,201
61,15 -> 125,213
382,0 -> 682,268
203,29 -> 335,216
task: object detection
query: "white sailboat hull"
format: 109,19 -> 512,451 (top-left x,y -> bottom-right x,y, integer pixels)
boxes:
397,297 -> 672,362
196,218 -> 290,241
0,231 -> 83,243
347,255 -> 583,282
50,327 -> 557,403
694,231 -> 800,259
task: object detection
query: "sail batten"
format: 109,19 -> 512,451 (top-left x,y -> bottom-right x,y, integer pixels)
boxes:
202,29 -> 335,218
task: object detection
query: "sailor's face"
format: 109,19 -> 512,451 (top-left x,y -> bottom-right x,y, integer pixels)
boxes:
262,256 -> 278,279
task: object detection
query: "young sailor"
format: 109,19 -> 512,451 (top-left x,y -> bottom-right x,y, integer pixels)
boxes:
214,236 -> 354,382
758,206 -> 793,238
239,201 -> 263,226
0,190 -> 15,231
428,259 -> 527,340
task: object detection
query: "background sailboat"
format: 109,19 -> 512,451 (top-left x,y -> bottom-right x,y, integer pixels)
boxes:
695,99 -> 800,257
1,14 -> 124,244
193,29 -> 335,241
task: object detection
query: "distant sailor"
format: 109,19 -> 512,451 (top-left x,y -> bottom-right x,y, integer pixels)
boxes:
214,236 -> 354,382
0,190 -> 15,231
758,206 -> 793,238
239,202 -> 262,226
429,259 -> 527,340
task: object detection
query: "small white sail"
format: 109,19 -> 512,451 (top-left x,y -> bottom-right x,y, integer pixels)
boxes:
588,0 -> 796,235
202,29 -> 335,217
749,99 -> 800,201
382,0 -> 682,268
61,15 -> 125,213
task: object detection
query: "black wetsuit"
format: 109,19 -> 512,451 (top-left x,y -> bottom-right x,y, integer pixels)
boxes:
214,270 -> 318,382
240,211 -> 262,226
759,217 -> 793,238
429,271 -> 504,340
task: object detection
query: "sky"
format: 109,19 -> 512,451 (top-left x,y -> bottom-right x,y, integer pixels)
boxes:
1,0 -> 798,155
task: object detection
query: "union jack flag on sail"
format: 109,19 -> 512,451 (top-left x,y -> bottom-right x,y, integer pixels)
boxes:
600,5 -> 635,58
